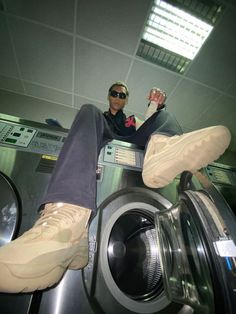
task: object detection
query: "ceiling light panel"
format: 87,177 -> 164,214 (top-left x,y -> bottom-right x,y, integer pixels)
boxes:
143,0 -> 213,60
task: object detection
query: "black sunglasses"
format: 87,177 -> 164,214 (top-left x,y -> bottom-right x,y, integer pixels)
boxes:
109,90 -> 127,99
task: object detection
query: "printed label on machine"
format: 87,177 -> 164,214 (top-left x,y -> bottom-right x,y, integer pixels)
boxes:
103,144 -> 140,168
214,239 -> 236,257
0,121 -> 36,147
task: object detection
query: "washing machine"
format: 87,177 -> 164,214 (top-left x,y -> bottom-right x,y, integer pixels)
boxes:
0,113 -> 67,314
0,114 -> 235,314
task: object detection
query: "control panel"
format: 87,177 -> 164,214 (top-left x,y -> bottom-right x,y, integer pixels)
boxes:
205,164 -> 236,187
0,122 -> 36,147
0,119 -> 144,170
100,142 -> 144,170
0,120 -> 67,156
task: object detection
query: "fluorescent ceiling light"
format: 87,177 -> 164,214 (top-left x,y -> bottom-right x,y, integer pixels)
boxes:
143,0 -> 213,60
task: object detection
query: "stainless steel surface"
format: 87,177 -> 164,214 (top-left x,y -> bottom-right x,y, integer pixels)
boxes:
203,163 -> 236,215
0,116 -> 66,314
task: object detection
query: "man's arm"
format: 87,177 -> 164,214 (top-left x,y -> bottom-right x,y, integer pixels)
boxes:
135,116 -> 144,129
135,88 -> 166,130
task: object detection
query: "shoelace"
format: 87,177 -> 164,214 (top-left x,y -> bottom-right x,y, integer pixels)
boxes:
35,205 -> 81,229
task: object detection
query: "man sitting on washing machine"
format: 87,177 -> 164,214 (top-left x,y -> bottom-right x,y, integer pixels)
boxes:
0,81 -> 231,293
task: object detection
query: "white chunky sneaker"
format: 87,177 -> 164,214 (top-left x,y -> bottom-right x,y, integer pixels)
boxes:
0,203 -> 91,293
142,125 -> 231,188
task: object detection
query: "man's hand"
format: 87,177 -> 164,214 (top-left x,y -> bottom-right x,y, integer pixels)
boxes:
136,87 -> 168,129
148,88 -> 166,108
145,88 -> 167,121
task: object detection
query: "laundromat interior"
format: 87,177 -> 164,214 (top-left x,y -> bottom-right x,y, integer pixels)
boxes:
0,0 -> 236,314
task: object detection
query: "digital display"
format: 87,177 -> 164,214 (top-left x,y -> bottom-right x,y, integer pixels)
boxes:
5,138 -> 17,143
206,165 -> 236,186
13,132 -> 21,137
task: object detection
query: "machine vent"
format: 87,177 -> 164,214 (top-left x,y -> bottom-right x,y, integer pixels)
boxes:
36,157 -> 56,174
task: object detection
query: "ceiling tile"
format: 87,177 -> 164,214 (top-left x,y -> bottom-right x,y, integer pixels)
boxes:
74,39 -> 132,102
197,96 -> 236,152
0,14 -> 19,77
180,95 -> 236,153
185,8 -> 236,91
126,59 -> 180,117
166,79 -> 221,130
206,95 -> 236,129
74,94 -> 107,112
5,0 -> 75,32
8,17 -> 73,91
76,0 -> 152,55
225,80 -> 236,98
0,89 -> 75,126
0,75 -> 24,93
25,82 -> 73,107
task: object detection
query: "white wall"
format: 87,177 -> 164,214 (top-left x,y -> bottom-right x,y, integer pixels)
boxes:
0,89 -> 77,129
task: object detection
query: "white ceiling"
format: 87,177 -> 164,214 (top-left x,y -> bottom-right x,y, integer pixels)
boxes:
0,0 -> 236,151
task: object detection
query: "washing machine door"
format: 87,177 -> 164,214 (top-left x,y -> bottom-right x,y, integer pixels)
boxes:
155,189 -> 236,314
0,172 -> 20,246
94,187 -> 186,314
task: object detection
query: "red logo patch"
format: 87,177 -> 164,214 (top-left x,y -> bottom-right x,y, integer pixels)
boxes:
125,116 -> 136,127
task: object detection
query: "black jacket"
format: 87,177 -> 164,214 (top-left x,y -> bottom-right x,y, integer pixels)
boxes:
103,109 -> 136,136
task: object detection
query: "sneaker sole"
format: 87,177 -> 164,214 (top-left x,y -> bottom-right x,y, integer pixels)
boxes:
142,126 -> 230,188
0,262 -> 66,293
69,236 -> 89,269
0,235 -> 88,293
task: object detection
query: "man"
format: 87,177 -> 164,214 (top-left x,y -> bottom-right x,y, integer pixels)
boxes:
0,81 -> 231,293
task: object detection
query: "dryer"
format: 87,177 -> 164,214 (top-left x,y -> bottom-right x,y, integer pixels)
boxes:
0,114 -> 235,314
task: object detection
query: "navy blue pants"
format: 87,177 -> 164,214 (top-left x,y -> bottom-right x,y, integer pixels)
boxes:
42,104 -> 182,214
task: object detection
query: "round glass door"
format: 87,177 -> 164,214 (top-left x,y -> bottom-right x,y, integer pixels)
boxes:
108,210 -> 163,301
155,191 -> 216,314
99,189 -> 184,314
0,172 -> 20,246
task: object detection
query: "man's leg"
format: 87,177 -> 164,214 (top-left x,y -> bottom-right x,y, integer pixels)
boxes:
129,109 -> 230,188
124,109 -> 230,188
126,109 -> 183,147
42,103 -> 113,212
142,125 -> 230,188
0,104 -> 113,293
